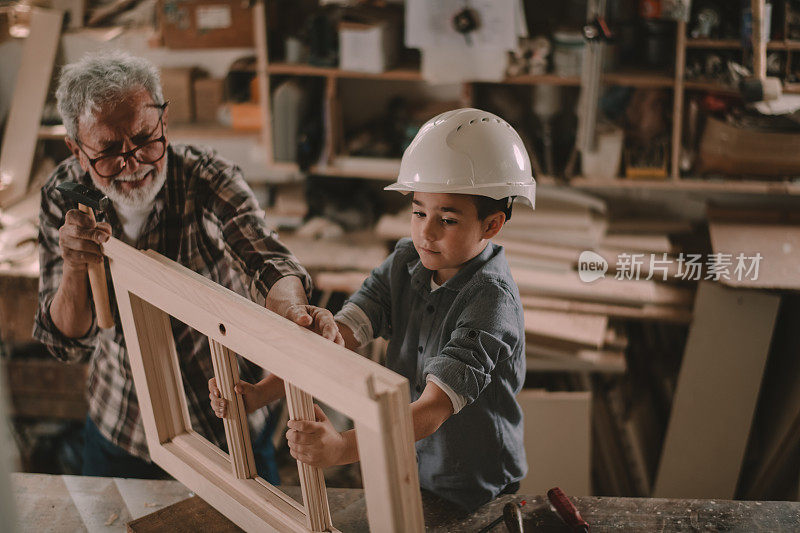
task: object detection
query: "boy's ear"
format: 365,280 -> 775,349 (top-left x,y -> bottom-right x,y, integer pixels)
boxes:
482,212 -> 506,239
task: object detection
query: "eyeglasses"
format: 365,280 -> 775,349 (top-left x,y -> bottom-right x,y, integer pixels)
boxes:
75,102 -> 169,179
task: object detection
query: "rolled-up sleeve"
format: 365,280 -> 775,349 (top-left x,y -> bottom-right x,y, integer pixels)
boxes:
344,244 -> 399,341
33,180 -> 99,364
423,280 -> 522,406
204,158 -> 313,303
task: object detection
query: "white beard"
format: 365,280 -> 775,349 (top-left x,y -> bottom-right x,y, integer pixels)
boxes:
95,159 -> 168,210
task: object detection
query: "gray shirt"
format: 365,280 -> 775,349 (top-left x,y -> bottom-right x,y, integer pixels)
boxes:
347,238 -> 527,511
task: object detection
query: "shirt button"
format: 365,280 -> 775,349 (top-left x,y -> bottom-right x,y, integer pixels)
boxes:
426,305 -> 434,314
418,346 -> 423,353
468,330 -> 478,339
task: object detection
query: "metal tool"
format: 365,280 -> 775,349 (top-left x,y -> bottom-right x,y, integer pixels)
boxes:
547,487 -> 590,532
55,181 -> 114,329
477,499 -> 527,533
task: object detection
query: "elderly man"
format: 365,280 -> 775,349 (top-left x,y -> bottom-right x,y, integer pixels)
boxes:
34,51 -> 340,480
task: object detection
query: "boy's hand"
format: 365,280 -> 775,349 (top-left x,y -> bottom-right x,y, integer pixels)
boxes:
208,377 -> 262,417
285,305 -> 344,346
286,404 -> 346,468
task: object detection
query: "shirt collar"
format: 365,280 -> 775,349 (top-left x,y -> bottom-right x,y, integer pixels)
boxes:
406,241 -> 499,294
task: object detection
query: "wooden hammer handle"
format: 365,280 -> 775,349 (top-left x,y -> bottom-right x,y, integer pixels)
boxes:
78,204 -> 114,329
752,0 -> 766,80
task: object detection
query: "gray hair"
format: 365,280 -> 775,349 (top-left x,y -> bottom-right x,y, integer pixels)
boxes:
56,50 -> 164,139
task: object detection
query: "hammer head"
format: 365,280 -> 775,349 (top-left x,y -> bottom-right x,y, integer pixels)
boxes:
55,182 -> 110,212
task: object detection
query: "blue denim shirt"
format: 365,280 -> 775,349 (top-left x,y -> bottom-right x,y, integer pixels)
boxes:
347,238 -> 527,511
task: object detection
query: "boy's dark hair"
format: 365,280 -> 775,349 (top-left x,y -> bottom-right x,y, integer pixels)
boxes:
472,196 -> 513,221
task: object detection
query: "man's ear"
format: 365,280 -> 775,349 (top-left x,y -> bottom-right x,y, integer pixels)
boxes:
64,137 -> 90,173
482,211 -> 506,239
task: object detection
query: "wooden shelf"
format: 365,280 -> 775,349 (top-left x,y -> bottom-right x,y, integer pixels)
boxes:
569,176 -> 800,195
603,71 -> 675,88
500,73 -> 580,86
269,63 -> 673,88
169,124 -> 260,140
686,38 -> 800,51
38,124 -> 260,141
267,62 -> 423,81
683,80 -> 740,95
38,125 -> 66,139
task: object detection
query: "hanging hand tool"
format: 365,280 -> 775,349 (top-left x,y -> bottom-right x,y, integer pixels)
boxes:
740,0 -> 782,102
55,181 -> 115,329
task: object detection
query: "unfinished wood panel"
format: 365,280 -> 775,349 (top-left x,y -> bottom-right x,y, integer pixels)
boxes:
0,9 -> 62,207
518,390 -> 592,496
708,219 -> 800,290
355,375 -> 424,533
118,290 -> 190,446
284,383 -> 332,532
654,282 -> 780,499
162,432 -> 307,533
209,340 -> 257,479
105,237 -> 423,532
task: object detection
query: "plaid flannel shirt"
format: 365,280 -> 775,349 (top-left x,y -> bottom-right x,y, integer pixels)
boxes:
34,143 -> 312,460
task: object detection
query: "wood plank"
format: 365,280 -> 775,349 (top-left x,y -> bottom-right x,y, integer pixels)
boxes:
524,308 -> 608,349
284,383 -> 332,532
518,390 -> 592,496
708,219 -> 800,290
0,9 -> 63,207
127,495 -> 243,532
671,19 -> 687,179
209,340 -> 257,480
526,345 -> 626,374
520,295 -> 692,324
653,282 -> 780,499
355,376 -> 424,533
161,433 -> 307,532
511,266 -> 694,307
119,292 -> 190,446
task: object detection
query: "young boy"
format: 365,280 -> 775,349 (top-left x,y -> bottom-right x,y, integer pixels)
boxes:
209,108 -> 536,512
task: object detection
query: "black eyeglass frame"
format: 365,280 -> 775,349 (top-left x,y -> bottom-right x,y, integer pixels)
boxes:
74,101 -> 169,179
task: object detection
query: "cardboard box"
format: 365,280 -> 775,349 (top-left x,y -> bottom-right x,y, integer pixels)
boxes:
697,116 -> 800,176
159,0 -> 254,49
339,17 -> 398,73
229,102 -> 262,131
194,77 -> 225,123
161,67 -> 198,123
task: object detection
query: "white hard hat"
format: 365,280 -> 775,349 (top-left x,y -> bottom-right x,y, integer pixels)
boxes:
385,108 -> 536,209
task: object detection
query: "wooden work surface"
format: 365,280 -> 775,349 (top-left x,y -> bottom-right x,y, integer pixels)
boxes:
9,473 -> 800,532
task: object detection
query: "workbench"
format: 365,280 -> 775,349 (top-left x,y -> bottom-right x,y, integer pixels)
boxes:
9,473 -> 800,532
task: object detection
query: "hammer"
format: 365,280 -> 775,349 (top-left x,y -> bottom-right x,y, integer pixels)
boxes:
740,0 -> 782,102
55,181 -> 115,329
